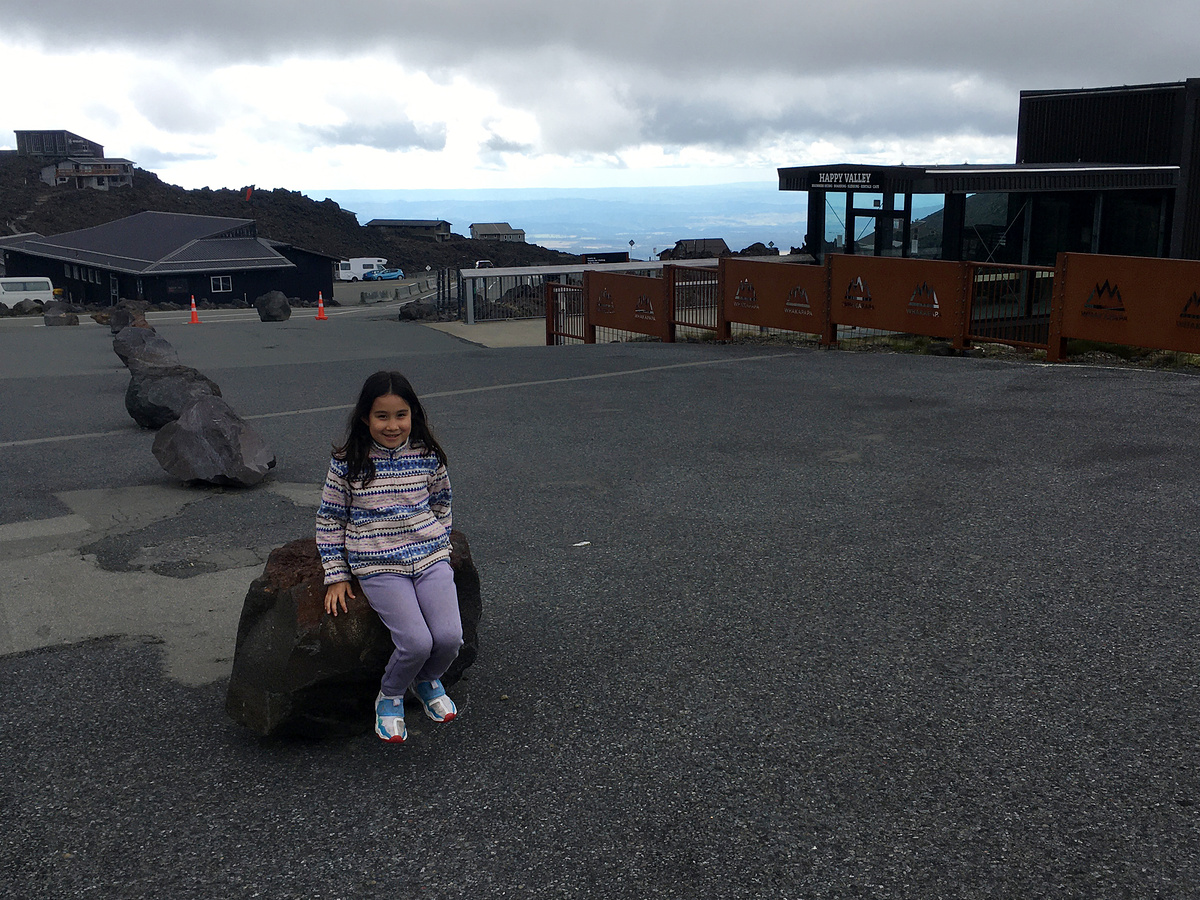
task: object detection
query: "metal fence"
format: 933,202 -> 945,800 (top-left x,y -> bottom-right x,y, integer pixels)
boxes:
548,253 -> 1200,361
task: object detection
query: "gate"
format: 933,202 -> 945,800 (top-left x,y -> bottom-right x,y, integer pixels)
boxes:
545,281 -> 587,345
965,263 -> 1054,348
670,265 -> 722,335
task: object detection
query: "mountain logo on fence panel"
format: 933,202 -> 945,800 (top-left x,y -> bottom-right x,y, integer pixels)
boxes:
634,294 -> 655,320
907,282 -> 940,318
734,279 -> 758,309
785,286 -> 813,316
597,289 -> 616,314
1178,291 -> 1200,329
843,277 -> 873,309
1082,280 -> 1128,321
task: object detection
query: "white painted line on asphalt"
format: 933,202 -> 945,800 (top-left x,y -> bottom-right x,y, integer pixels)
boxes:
0,514 -> 91,542
241,353 -> 797,420
0,353 -> 795,446
0,428 -> 140,449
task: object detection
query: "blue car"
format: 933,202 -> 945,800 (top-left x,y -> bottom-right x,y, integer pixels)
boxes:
363,267 -> 404,281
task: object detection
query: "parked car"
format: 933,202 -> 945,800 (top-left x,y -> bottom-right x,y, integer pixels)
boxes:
474,260 -> 493,268
363,267 -> 404,281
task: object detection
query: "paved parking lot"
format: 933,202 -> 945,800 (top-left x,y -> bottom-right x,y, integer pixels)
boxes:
1,311 -> 1198,898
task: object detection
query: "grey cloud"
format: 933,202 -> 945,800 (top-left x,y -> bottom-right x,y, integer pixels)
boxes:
316,121 -> 447,152
130,146 -> 216,167
130,81 -> 223,133
484,134 -> 534,154
3,0 -> 1197,159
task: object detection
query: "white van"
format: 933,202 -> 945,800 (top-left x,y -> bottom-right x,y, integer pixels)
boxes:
336,258 -> 389,282
0,276 -> 56,306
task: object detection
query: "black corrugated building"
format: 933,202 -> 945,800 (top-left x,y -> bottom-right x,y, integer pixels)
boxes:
0,211 -> 336,305
780,78 -> 1200,264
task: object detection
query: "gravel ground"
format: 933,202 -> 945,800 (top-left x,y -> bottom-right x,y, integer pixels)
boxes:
1,319 -> 1198,899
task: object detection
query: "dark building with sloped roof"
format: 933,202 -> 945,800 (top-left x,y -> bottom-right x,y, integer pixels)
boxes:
780,78 -> 1200,264
1,211 -> 335,305
365,219 -> 452,241
15,130 -> 104,159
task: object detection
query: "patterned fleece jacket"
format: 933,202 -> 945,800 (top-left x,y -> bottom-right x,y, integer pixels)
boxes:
315,440 -> 452,584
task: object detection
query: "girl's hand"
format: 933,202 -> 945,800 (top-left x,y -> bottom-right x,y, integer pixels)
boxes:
324,582 -> 354,616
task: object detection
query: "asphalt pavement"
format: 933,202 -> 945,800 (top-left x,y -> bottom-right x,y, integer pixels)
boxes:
1,308 -> 1198,899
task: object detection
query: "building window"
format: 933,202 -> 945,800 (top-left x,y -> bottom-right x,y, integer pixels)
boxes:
211,275 -> 232,292
64,263 -> 71,279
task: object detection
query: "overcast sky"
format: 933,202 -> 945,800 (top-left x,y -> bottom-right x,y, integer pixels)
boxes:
2,1 -> 1197,192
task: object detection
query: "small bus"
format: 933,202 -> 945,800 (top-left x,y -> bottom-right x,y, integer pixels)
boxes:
0,276 -> 56,306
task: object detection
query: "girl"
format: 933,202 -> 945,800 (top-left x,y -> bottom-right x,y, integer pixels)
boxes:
316,371 -> 462,743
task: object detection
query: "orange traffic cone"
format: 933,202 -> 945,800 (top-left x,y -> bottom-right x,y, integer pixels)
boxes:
189,295 -> 201,324
315,291 -> 328,321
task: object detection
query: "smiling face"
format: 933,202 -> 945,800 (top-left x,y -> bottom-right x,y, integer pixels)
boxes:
363,393 -> 412,449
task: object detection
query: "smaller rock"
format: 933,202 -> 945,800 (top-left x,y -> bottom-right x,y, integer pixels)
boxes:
398,298 -> 437,321
13,299 -> 44,315
125,365 -> 222,429
254,291 -> 292,322
113,327 -> 180,369
152,395 -> 276,487
109,306 -> 152,333
42,302 -> 79,326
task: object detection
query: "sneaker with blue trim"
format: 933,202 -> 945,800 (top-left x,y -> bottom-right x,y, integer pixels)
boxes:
374,691 -> 407,743
413,679 -> 457,723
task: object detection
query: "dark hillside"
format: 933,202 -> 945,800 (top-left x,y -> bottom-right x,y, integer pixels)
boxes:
0,154 -> 579,270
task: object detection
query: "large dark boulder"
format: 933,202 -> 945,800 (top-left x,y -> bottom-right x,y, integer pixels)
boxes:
151,395 -> 276,487
254,291 -> 292,322
113,327 -> 179,369
125,365 -> 222,429
225,532 -> 482,738
13,298 -> 43,316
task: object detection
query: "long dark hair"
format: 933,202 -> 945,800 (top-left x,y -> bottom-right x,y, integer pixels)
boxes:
334,371 -> 447,485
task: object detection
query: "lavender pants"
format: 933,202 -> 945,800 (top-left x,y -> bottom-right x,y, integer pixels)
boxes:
359,562 -> 463,697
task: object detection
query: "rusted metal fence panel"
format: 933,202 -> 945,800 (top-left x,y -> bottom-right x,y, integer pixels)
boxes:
722,258 -> 830,339
545,281 -> 588,345
588,271 -> 673,343
966,263 -> 1054,349
1049,253 -> 1200,361
828,255 -> 966,343
670,265 -> 723,335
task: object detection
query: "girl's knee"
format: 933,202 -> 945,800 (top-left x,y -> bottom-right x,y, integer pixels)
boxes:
403,629 -> 434,662
431,622 -> 463,655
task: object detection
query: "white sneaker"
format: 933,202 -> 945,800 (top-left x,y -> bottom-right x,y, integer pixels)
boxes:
412,679 -> 457,723
374,691 -> 407,743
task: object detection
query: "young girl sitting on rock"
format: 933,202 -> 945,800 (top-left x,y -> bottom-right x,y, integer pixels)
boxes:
316,370 -> 462,743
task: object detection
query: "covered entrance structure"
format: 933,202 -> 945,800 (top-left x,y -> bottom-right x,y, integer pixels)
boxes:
779,79 -> 1200,265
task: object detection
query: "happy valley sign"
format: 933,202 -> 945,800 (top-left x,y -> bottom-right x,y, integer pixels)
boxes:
811,170 -> 882,191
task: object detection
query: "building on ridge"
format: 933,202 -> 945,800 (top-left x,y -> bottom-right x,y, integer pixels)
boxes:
470,222 -> 526,243
365,219 -> 453,241
12,129 -> 135,191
